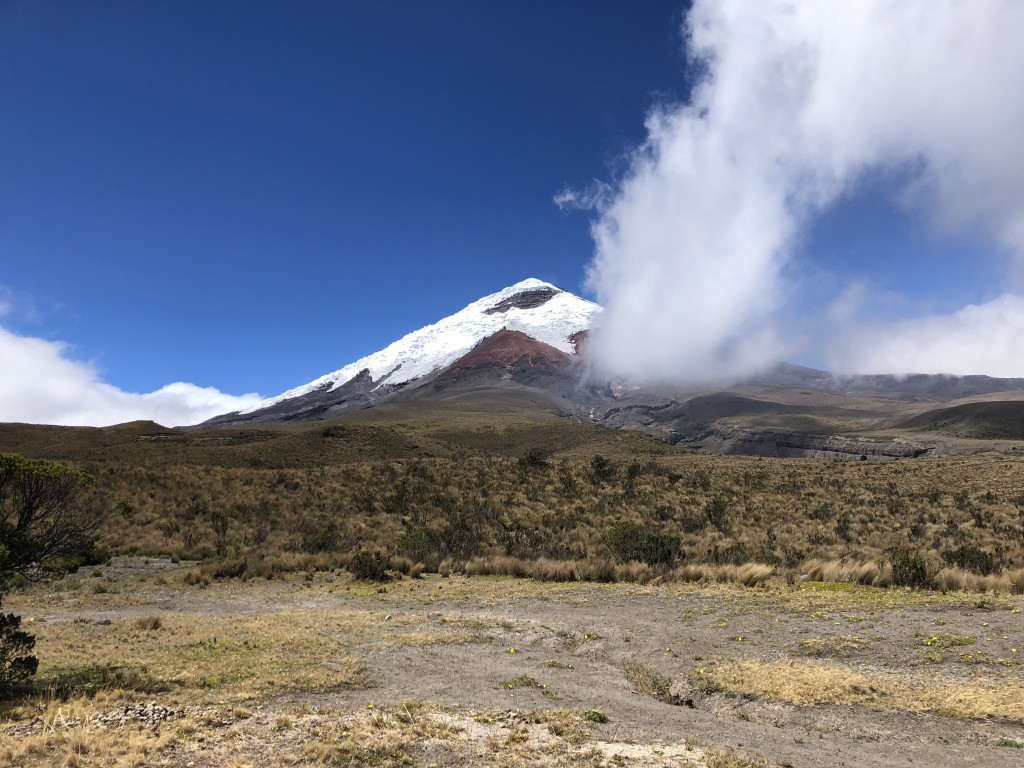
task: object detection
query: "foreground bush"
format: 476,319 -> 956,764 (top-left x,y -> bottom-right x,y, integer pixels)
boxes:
1,453 -> 106,692
0,612 -> 37,687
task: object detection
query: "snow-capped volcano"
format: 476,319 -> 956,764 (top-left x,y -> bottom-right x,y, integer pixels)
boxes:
210,279 -> 601,424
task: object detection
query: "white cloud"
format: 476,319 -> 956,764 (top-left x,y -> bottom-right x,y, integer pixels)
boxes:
554,180 -> 613,212
0,325 -> 261,427
830,294 -> 1024,378
579,0 -> 1024,381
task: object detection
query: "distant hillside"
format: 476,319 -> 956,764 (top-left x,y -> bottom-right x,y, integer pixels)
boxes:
0,394 -> 673,470
899,401 -> 1024,440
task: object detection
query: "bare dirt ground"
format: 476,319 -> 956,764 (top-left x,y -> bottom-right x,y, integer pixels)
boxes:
3,558 -> 1023,767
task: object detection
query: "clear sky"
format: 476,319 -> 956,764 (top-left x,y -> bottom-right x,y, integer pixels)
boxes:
2,1 -> 1023,426
0,1 -> 688,402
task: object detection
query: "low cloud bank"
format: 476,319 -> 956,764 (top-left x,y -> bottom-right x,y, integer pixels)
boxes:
570,1 -> 1024,381
831,295 -> 1024,379
0,325 -> 261,427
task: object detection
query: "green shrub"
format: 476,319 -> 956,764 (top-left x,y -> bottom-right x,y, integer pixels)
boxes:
349,550 -> 389,582
942,546 -> 998,576
704,494 -> 731,533
297,517 -> 340,554
517,449 -> 550,470
888,547 -> 928,588
590,454 -> 616,483
604,522 -> 679,566
0,612 -> 38,689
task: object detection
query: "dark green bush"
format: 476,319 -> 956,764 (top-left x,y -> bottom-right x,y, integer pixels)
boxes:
298,517 -> 341,554
0,612 -> 38,689
590,454 -> 616,483
704,494 -> 731,533
397,526 -> 443,564
888,547 -> 928,588
349,550 -> 390,582
810,501 -> 833,521
604,522 -> 679,566
941,546 -> 998,576
517,449 -> 550,470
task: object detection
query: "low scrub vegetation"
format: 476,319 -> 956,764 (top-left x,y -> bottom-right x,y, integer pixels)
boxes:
11,428 -> 1024,595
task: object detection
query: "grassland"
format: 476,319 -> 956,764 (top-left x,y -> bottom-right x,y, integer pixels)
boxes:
3,400 -> 1024,592
3,401 -> 1024,764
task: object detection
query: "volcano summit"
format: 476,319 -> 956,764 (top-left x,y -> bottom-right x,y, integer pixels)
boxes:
203,279 -> 602,426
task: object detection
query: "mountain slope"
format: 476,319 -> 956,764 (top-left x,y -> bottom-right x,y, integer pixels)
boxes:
203,278 -> 601,426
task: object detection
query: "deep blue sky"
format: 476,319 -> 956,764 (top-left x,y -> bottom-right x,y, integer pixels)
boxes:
0,0 -> 1009,406
0,0 -> 691,395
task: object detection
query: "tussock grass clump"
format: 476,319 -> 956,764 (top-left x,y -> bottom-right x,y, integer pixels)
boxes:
183,552 -> 348,584
671,562 -> 774,587
800,558 -> 1024,594
134,616 -> 162,631
622,660 -> 673,702
461,555 -> 774,587
802,558 -> 886,587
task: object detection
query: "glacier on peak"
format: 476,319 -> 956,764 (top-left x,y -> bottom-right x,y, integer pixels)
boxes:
237,278 -> 602,415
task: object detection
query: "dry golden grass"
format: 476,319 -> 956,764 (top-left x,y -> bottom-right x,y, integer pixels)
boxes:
27,609 -> 384,705
802,558 -> 887,586
1,725 -> 167,768
704,658 -> 1024,720
795,635 -> 872,658
622,660 -> 673,701
461,556 -> 777,588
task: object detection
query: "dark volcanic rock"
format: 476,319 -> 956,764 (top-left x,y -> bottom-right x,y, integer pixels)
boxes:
593,397 -> 931,459
484,287 -> 561,314
689,425 -> 931,460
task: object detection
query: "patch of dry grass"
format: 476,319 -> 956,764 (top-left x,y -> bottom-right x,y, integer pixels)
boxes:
705,748 -> 778,768
28,610 -> 379,704
0,700 -> 198,768
622,660 -> 674,702
704,658 -> 1024,720
795,635 -> 872,658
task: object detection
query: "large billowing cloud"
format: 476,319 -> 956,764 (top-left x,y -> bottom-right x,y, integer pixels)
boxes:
0,325 -> 261,427
573,0 -> 1024,381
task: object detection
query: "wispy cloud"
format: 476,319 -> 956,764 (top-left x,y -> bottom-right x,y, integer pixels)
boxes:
0,284 -> 40,324
575,1 -> 1024,381
0,325 -> 261,427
